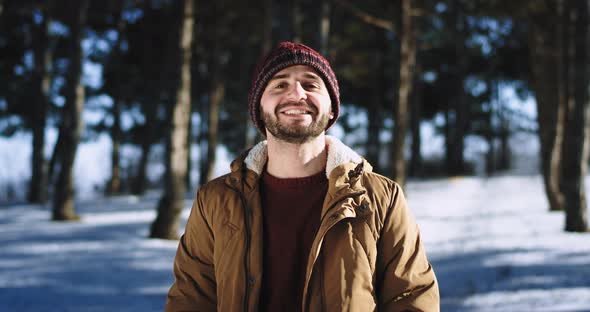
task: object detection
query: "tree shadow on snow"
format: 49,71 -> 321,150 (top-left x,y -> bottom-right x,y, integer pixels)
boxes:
431,248 -> 590,311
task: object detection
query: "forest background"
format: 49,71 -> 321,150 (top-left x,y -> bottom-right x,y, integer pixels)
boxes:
0,0 -> 589,239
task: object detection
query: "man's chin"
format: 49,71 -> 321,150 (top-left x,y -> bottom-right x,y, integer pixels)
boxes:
281,123 -> 312,132
263,112 -> 329,143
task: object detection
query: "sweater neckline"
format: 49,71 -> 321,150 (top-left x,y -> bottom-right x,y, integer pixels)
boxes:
262,169 -> 327,191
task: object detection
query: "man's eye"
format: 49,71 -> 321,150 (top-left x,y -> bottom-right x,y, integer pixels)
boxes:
275,83 -> 286,89
305,83 -> 319,89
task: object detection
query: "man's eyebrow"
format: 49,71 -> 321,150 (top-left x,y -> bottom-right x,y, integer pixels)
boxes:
269,73 -> 289,81
269,72 -> 322,82
302,72 -> 322,81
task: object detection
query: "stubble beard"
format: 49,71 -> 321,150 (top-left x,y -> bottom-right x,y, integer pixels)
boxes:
261,103 -> 330,144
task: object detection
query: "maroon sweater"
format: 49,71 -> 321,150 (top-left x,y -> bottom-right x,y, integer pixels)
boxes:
259,170 -> 328,312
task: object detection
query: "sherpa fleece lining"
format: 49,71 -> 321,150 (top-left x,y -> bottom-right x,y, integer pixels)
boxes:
243,135 -> 363,178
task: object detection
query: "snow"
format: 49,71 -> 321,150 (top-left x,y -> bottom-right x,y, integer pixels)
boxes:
0,192 -> 187,312
406,175 -> 590,311
1,175 -> 589,311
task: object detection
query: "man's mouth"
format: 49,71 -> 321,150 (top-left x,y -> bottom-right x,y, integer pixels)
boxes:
277,102 -> 316,116
282,109 -> 312,115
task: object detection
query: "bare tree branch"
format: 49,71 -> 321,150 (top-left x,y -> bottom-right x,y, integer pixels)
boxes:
334,0 -> 396,33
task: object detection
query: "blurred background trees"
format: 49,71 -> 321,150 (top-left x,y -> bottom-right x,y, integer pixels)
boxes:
0,0 -> 588,235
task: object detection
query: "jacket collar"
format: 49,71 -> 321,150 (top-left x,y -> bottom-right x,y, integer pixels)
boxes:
241,135 -> 366,179
227,135 -> 373,211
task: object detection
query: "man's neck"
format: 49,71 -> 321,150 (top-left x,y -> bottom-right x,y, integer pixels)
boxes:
265,133 -> 327,178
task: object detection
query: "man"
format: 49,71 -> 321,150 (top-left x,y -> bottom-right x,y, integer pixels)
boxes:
166,42 -> 439,311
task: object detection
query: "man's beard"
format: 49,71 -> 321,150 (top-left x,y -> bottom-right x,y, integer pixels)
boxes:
261,102 -> 330,144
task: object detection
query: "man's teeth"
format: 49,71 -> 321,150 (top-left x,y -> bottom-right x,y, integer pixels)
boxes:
284,110 -> 309,115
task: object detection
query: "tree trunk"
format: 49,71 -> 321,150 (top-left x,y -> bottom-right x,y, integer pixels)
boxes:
198,94 -> 209,186
185,111 -> 193,189
498,127 -> 510,170
366,103 -> 382,171
291,0 -> 302,43
150,0 -> 195,239
558,10 -> 571,210
443,7 -> 469,176
48,126 -> 63,183
555,0 -> 569,207
52,0 -> 89,221
318,0 -> 331,55
132,103 -> 158,195
243,0 -> 268,150
28,4 -> 51,203
485,112 -> 495,176
485,79 -> 496,176
444,105 -> 453,173
245,0 -> 273,148
262,0 -> 273,53
408,0 -> 424,179
277,0 -> 292,41
497,101 -> 511,171
132,2 -> 163,196
202,10 -> 225,184
132,126 -> 153,195
106,100 -> 122,195
409,66 -> 423,177
391,0 -> 415,187
449,36 -> 469,177
449,95 -> 467,175
494,80 -> 510,172
561,0 -> 589,232
205,78 -> 224,183
366,29 -> 385,171
105,5 -> 127,196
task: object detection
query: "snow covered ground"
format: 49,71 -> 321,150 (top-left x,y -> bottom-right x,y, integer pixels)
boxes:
406,176 -> 590,311
1,175 -> 589,311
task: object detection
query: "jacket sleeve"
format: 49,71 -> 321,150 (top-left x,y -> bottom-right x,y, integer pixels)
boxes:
165,189 -> 217,312
376,183 -> 439,312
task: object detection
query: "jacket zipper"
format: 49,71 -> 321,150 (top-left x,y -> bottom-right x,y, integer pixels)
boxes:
302,190 -> 366,311
229,178 -> 366,311
228,183 -> 251,312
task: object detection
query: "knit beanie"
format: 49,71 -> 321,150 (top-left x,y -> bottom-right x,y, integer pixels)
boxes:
248,41 -> 340,135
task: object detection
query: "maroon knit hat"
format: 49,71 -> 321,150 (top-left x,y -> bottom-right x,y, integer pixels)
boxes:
248,41 -> 340,135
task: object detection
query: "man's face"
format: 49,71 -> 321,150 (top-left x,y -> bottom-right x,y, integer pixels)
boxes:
260,65 -> 333,144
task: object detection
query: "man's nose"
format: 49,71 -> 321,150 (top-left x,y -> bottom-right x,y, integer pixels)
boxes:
286,81 -> 307,101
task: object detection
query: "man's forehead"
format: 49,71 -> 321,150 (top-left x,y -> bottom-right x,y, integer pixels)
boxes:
271,65 -> 322,80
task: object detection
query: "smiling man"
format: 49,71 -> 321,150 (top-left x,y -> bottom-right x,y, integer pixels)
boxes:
260,65 -> 332,145
165,42 -> 439,312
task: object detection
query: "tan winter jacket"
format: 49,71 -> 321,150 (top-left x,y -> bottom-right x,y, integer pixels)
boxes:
166,136 -> 439,312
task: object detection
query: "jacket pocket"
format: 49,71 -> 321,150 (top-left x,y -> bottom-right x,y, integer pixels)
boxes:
220,219 -> 239,250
